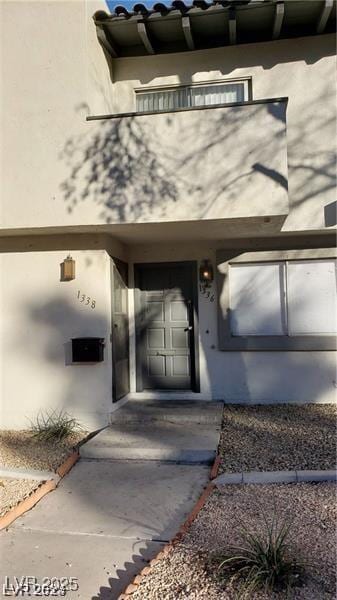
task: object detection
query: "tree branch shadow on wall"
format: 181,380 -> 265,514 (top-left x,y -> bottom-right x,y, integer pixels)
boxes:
215,258 -> 337,404
58,102 -> 290,226
5,87 -> 335,597
59,89 -> 335,229
59,117 -> 182,224
2,294 -> 209,599
3,279 -> 336,598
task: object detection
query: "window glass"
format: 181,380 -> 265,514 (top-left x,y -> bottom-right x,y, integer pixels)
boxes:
287,260 -> 337,335
190,83 -> 245,106
228,258 -> 337,338
136,81 -> 247,113
229,262 -> 286,336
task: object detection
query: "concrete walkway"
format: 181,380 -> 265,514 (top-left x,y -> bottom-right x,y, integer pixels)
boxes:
0,400 -> 222,599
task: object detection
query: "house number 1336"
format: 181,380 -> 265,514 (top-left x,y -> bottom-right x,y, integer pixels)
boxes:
77,290 -> 96,309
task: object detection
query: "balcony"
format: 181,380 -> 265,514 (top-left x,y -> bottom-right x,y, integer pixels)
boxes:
1,97 -> 288,235
85,98 -> 289,231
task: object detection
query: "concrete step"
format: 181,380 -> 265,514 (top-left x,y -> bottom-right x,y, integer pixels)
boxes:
80,421 -> 221,464
81,447 -> 216,463
109,400 -> 224,425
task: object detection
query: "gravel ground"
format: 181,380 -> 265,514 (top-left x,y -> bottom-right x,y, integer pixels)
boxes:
0,430 -> 86,472
130,483 -> 337,600
0,478 -> 41,517
218,404 -> 336,474
0,430 -> 87,517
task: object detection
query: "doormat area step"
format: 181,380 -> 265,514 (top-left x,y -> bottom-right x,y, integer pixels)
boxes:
109,400 -> 224,424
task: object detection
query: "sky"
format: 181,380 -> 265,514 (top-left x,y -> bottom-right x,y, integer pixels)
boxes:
106,0 -> 167,10
105,1 -> 194,11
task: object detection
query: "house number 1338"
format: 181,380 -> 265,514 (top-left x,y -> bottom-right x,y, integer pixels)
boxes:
77,290 -> 96,309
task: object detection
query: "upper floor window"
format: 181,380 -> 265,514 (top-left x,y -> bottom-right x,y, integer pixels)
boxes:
136,80 -> 250,113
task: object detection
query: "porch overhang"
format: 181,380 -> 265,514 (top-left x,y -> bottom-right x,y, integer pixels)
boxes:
93,0 -> 336,58
0,224 -> 335,254
85,98 -> 289,227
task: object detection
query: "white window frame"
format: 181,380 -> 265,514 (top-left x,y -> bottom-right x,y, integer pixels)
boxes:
285,259 -> 337,336
217,248 -> 337,351
134,77 -> 252,113
228,259 -> 337,338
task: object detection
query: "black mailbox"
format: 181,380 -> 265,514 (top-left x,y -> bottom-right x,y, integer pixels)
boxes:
72,337 -> 105,363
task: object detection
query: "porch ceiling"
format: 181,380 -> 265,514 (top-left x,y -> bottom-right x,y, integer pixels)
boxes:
93,0 -> 336,57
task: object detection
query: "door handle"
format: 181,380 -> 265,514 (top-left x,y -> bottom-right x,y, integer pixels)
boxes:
184,326 -> 193,331
156,351 -> 175,356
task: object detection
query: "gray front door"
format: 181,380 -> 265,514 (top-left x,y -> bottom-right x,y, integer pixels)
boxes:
135,262 -> 198,391
111,259 -> 130,402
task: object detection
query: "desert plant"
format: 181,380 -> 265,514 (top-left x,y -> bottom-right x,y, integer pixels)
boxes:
30,410 -> 81,442
211,513 -> 303,597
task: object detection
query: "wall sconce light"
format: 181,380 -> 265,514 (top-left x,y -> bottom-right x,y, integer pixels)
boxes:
60,255 -> 76,281
199,259 -> 214,289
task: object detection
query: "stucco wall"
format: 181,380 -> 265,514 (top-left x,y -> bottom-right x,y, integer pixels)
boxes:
0,250 -> 113,430
128,243 -> 336,405
74,101 -> 289,225
0,243 -> 335,432
0,3 -> 335,425
0,0 -> 111,230
0,0 -> 335,233
109,35 -> 336,234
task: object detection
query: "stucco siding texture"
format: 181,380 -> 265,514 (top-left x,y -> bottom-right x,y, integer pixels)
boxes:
0,250 -> 112,430
111,35 -> 336,234
0,0 -> 335,233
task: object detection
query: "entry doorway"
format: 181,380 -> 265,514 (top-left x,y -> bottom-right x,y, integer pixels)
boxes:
111,258 -> 130,402
134,262 -> 199,392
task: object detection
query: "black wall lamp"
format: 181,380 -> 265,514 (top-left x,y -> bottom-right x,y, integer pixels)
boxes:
199,259 -> 214,290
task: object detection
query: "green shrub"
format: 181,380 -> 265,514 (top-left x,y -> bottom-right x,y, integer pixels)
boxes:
211,513 -> 303,597
30,410 -> 81,442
